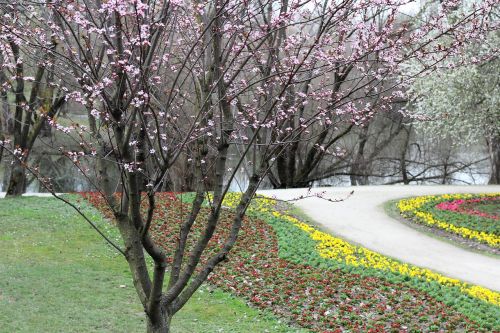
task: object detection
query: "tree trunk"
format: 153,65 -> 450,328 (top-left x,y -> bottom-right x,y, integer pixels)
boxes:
276,154 -> 289,188
350,127 -> 368,186
40,119 -> 52,137
400,157 -> 409,185
349,171 -> 357,186
6,159 -> 26,196
97,152 -> 116,195
399,126 -> 411,185
488,136 -> 499,184
146,312 -> 171,333
0,132 -> 4,166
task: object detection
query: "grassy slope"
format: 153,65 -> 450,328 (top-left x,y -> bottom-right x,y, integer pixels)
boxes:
0,196 -> 301,333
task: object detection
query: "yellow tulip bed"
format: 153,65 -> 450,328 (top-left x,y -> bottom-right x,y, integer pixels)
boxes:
397,193 -> 500,248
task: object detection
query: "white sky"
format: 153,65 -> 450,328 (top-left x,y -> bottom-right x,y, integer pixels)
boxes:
398,0 -> 422,15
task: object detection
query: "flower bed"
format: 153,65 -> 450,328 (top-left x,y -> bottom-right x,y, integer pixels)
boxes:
397,193 -> 500,248
81,192 -> 500,332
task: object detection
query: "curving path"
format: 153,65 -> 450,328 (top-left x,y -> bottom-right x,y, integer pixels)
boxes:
258,185 -> 500,291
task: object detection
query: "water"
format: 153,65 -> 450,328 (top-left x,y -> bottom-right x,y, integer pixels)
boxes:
0,148 -> 491,194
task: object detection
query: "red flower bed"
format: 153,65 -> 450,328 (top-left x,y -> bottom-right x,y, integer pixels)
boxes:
436,197 -> 499,220
81,192 -> 489,332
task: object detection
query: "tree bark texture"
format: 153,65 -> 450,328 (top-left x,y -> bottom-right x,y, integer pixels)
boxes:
6,159 -> 26,196
146,314 -> 171,333
488,136 -> 500,184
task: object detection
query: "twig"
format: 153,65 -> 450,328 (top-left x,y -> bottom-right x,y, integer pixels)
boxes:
253,189 -> 354,203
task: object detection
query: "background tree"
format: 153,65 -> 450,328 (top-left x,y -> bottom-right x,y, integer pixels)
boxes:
406,30 -> 500,184
0,9 -> 66,196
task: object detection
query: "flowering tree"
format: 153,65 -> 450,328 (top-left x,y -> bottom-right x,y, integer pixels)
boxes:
407,30 -> 500,184
0,0 -> 497,332
229,0 -> 499,188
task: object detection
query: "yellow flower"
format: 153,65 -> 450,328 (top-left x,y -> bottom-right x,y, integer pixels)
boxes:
398,194 -> 500,248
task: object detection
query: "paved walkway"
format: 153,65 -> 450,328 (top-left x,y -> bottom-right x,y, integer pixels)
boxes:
258,185 -> 500,291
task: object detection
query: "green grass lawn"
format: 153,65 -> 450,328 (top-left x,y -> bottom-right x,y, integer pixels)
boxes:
0,196 -> 302,333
